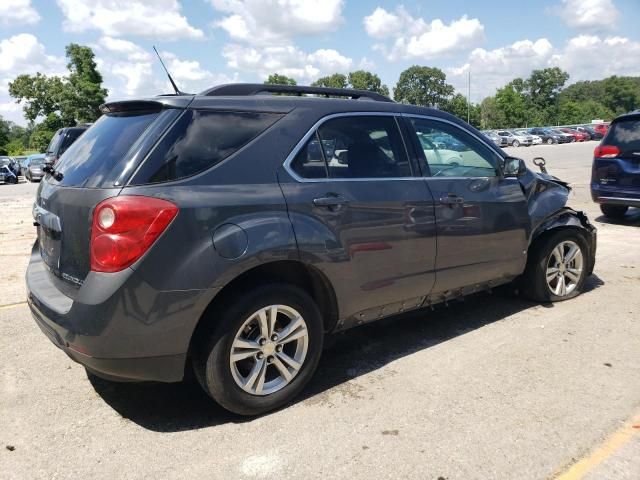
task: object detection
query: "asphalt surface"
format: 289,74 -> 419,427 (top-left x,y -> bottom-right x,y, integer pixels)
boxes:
1,142 -> 639,479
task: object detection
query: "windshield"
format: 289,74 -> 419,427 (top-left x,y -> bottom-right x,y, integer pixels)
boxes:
31,159 -> 45,166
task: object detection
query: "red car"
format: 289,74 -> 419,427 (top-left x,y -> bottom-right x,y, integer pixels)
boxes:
592,123 -> 610,136
560,128 -> 589,142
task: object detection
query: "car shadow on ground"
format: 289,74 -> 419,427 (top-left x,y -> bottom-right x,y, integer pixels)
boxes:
594,209 -> 640,227
88,274 -> 604,432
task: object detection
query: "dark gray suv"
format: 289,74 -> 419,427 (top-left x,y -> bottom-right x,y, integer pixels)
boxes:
27,84 -> 596,415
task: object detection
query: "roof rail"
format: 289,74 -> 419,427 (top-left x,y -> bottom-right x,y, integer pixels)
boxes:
199,83 -> 394,103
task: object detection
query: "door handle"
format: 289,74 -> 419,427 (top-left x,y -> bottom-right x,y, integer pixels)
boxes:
439,194 -> 464,205
313,195 -> 349,208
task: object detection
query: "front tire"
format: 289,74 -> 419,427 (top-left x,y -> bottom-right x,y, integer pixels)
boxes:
512,140 -> 520,147
194,284 -> 324,415
546,138 -> 553,145
600,204 -> 628,219
521,230 -> 589,302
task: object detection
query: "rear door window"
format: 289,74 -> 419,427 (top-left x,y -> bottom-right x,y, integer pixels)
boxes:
132,110 -> 282,183
604,119 -> 640,158
54,111 -> 162,187
315,115 -> 411,179
290,135 -> 329,179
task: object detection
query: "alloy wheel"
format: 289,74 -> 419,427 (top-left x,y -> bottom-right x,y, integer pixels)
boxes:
545,240 -> 584,297
229,304 -> 309,396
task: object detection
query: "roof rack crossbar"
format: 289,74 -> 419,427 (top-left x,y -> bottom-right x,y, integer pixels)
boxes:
199,83 -> 394,102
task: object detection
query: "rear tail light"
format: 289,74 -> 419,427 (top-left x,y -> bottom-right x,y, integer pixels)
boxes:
594,145 -> 620,158
90,196 -> 178,273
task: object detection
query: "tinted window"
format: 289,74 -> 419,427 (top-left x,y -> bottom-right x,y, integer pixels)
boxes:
604,119 -> 640,157
316,116 -> 411,178
46,130 -> 63,154
55,111 -> 160,187
59,129 -> 85,156
138,110 -> 281,183
410,118 -> 499,177
291,134 -> 328,179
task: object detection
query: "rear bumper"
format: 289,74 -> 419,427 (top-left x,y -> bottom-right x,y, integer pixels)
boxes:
591,184 -> 640,207
26,242 -> 217,382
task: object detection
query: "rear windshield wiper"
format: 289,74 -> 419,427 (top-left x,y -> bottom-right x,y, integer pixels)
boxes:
42,164 -> 64,181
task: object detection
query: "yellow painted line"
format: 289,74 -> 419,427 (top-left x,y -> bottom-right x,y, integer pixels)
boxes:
554,414 -> 640,480
0,301 -> 27,310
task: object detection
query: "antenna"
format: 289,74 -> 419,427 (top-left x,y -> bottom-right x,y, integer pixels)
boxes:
153,46 -> 182,95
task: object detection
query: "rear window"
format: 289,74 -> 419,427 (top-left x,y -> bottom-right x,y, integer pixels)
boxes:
54,111 -> 161,187
131,110 -> 282,183
46,130 -> 63,154
604,119 -> 640,157
59,129 -> 85,156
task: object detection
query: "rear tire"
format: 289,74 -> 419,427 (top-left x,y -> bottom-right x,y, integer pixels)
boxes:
546,138 -> 553,145
521,230 -> 589,303
193,284 -> 324,416
512,140 -> 520,147
600,204 -> 628,219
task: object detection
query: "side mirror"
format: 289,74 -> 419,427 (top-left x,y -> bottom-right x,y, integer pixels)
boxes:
503,157 -> 527,177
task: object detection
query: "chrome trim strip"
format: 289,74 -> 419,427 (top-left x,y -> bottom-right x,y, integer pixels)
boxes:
282,111 -> 505,183
598,196 -> 640,205
282,112 -> 418,183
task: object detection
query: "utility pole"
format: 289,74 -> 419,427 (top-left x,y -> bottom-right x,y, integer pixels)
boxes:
467,70 -> 471,124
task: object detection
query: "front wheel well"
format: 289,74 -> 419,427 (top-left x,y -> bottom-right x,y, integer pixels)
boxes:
187,260 -> 338,362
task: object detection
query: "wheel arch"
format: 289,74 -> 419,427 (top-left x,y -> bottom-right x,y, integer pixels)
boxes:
528,208 -> 596,275
187,260 -> 338,364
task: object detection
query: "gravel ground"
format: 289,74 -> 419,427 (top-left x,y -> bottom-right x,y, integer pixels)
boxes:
1,142 -> 639,479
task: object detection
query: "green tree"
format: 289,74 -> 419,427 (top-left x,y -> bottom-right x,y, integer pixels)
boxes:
526,67 -> 569,123
65,44 -> 108,123
441,93 -> 481,127
393,65 -> 454,107
494,84 -> 528,127
8,73 -> 68,123
480,97 -> 505,129
347,70 -> 389,96
264,73 -> 297,85
8,43 -> 107,125
311,73 -> 348,89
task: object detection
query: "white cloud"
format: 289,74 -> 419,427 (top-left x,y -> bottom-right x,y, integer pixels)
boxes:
364,6 -> 485,60
211,0 -> 344,45
56,0 -> 204,39
550,0 -> 619,31
447,35 -> 640,101
0,33 -> 66,77
222,44 -> 351,82
94,37 -> 233,98
0,0 -> 40,25
551,35 -> 640,80
0,34 -> 66,125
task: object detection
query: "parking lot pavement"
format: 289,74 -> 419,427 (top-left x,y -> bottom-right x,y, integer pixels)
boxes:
1,142 -> 639,479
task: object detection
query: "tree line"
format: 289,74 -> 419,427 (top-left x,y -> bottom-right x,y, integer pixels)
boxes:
268,66 -> 639,130
2,43 -> 638,156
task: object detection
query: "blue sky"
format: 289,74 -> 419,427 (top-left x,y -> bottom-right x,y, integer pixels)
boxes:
1,0 -> 639,125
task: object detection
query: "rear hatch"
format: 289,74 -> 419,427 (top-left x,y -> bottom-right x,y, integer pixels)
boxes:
593,114 -> 640,193
34,99 -> 188,297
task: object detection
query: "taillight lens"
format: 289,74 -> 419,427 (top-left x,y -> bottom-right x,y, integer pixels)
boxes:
90,196 -> 178,273
594,145 -> 620,158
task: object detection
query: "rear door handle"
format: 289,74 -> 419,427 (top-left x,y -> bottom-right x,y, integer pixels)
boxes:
439,195 -> 464,205
313,195 -> 349,208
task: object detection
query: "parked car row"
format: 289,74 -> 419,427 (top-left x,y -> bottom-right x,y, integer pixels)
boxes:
1,125 -> 89,185
482,123 -> 609,148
